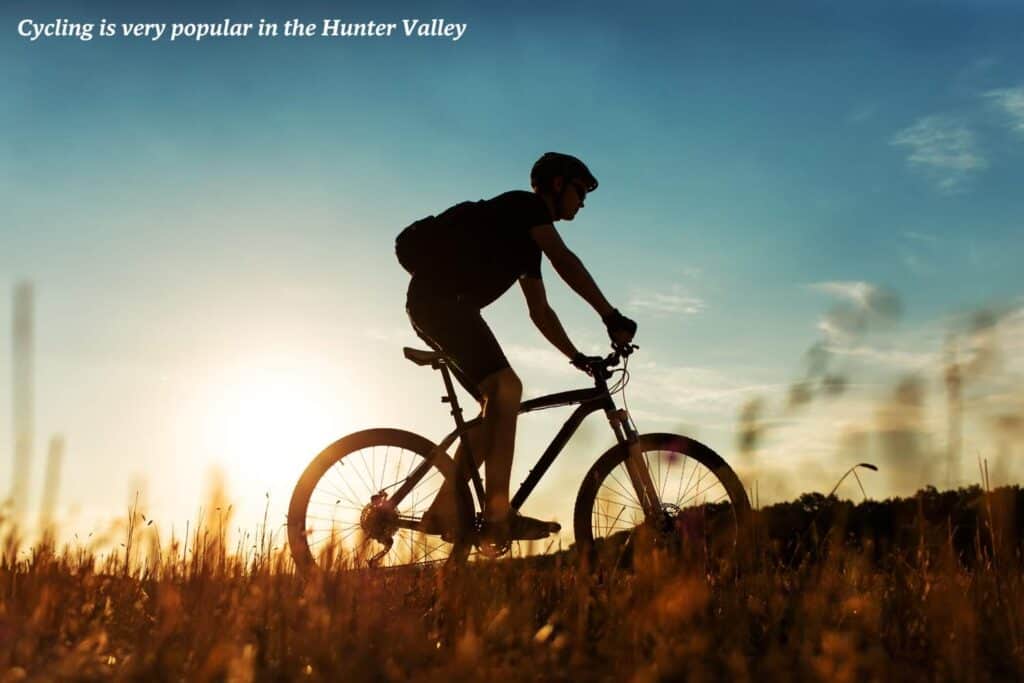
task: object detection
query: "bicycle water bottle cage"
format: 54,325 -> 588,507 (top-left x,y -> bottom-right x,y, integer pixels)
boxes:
403,347 -> 447,369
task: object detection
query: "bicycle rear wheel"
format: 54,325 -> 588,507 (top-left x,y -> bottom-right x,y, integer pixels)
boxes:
573,432 -> 751,564
288,429 -> 472,574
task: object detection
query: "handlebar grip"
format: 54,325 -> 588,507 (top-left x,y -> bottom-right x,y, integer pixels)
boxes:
613,343 -> 638,357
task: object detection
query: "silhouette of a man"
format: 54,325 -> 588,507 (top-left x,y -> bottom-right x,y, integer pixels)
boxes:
398,152 -> 637,545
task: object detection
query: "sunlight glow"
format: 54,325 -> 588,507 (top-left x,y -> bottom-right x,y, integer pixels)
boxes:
198,355 -> 349,501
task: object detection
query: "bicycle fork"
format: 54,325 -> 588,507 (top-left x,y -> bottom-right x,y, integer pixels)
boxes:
606,407 -> 660,518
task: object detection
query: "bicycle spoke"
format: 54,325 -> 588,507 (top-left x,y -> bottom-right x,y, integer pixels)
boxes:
309,524 -> 360,550
677,456 -> 700,508
360,448 -> 377,495
594,496 -> 643,513
674,451 -> 692,508
680,478 -> 726,508
652,449 -> 663,500
305,513 -> 361,523
308,494 -> 362,511
373,447 -> 386,493
403,449 -> 418,485
659,451 -> 672,501
330,461 -> 368,508
593,506 -> 631,534
679,466 -> 711,507
349,453 -> 376,498
296,436 -> 465,571
606,468 -> 640,504
585,438 -> 745,556
592,507 -> 632,525
408,484 -> 442,514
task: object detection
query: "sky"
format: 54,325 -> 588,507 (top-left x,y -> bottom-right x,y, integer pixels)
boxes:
2,0 -> 1023,544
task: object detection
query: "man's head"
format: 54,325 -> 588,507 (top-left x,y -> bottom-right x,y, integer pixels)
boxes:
530,152 -> 598,222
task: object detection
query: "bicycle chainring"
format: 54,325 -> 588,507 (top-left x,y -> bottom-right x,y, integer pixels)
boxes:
473,515 -> 510,559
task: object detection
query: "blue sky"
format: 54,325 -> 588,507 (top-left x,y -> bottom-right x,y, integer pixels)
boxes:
2,0 -> 1023,540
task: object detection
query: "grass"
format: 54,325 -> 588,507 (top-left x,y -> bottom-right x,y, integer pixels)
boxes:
1,486 -> 1022,681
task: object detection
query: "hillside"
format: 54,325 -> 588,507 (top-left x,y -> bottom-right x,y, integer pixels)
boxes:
2,486 -> 1022,681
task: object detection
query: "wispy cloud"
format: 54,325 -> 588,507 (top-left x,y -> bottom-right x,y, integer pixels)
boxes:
640,363 -> 781,413
627,285 -> 706,316
903,230 -> 939,245
890,115 -> 988,193
808,281 -> 902,343
984,85 -> 1024,138
365,326 -> 419,345
902,252 -> 934,276
506,343 -> 577,377
810,281 -> 878,309
847,103 -> 878,125
826,344 -> 938,371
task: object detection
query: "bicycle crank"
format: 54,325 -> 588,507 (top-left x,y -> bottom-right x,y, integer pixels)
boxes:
473,515 -> 511,559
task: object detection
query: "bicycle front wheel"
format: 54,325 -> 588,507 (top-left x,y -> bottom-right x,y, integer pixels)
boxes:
573,433 -> 751,563
287,429 -> 472,574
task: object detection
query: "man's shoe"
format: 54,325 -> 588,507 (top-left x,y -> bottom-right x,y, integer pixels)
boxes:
482,513 -> 561,543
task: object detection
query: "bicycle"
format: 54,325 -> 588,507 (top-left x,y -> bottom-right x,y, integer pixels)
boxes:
287,344 -> 751,573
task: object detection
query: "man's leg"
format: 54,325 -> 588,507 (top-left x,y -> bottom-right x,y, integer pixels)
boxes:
423,417 -> 486,525
476,368 -> 522,524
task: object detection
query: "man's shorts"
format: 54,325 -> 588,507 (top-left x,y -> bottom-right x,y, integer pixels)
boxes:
406,277 -> 510,402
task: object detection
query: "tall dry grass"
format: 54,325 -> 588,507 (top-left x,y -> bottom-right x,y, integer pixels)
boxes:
1,486 -> 1022,681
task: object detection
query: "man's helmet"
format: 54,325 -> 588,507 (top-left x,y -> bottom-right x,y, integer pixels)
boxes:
530,152 -> 598,194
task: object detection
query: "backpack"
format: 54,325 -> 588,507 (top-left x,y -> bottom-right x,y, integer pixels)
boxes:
395,201 -> 481,275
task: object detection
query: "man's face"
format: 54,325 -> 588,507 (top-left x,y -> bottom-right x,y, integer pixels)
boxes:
557,177 -> 587,221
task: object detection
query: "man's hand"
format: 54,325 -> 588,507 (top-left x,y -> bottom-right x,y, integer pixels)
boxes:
602,309 -> 637,345
570,352 -> 604,376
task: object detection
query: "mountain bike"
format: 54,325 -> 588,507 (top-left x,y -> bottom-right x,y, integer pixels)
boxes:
287,344 -> 751,573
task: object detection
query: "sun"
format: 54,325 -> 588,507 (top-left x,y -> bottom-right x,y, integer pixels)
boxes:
198,356 -> 348,497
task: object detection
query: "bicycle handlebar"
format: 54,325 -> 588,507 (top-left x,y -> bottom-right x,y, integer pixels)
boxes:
589,343 -> 638,381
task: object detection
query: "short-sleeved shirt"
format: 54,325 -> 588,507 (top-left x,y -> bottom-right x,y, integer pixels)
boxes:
413,190 -> 552,309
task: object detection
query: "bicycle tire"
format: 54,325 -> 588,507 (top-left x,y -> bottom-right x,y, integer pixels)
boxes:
287,428 -> 473,574
573,432 -> 751,564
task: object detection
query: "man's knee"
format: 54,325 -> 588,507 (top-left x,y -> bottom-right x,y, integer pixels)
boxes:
478,368 -> 522,408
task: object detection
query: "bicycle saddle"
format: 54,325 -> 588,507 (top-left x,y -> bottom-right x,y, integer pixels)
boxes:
403,347 -> 446,366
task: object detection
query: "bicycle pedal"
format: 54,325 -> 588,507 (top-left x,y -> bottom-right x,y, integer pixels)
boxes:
509,519 -> 561,541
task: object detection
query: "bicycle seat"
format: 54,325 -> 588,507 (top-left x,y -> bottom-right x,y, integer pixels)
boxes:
403,347 -> 446,367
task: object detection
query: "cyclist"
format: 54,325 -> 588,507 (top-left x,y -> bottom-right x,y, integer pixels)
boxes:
396,152 -> 637,546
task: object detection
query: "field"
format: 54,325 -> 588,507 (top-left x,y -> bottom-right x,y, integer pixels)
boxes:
2,486 -> 1022,682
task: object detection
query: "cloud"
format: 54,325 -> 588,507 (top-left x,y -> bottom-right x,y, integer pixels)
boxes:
847,103 -> 878,124
809,281 -> 902,343
984,85 -> 1024,137
505,344 -> 577,378
810,281 -> 880,309
641,364 -> 780,413
365,326 -> 419,345
826,344 -> 938,371
904,252 -> 940,276
890,115 -> 988,193
903,230 -> 939,245
788,283 -> 906,407
627,285 -> 706,316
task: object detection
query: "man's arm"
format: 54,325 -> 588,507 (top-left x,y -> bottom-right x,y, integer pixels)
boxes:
519,276 -> 579,359
529,224 -> 614,318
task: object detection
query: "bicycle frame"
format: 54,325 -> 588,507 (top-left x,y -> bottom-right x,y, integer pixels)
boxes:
387,356 -> 662,530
